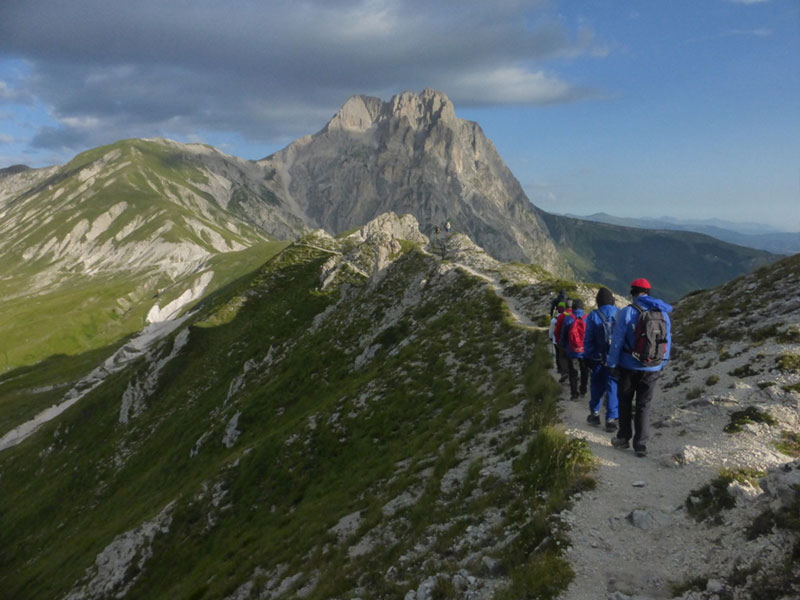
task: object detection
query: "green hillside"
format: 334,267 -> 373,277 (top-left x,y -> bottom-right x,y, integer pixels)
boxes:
0,230 -> 593,599
0,139 -> 294,374
540,212 -> 776,302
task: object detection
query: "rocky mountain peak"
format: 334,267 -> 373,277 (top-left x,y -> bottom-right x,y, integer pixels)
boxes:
326,89 -> 456,134
325,95 -> 385,132
263,89 -> 565,274
387,88 -> 456,128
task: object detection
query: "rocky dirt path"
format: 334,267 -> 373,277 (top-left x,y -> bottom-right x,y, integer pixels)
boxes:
552,347 -> 798,600
553,386 -> 719,599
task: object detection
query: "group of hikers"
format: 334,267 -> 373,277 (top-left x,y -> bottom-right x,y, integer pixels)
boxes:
548,278 -> 673,458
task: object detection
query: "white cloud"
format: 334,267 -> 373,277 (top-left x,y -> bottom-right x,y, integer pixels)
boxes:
445,67 -> 585,105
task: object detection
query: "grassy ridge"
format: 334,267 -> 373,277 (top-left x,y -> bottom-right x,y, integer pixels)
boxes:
0,239 -> 592,599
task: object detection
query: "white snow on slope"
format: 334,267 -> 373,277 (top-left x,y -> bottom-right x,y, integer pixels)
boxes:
147,270 -> 214,323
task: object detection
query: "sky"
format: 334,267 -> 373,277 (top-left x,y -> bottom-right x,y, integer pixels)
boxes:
1,0 -> 798,231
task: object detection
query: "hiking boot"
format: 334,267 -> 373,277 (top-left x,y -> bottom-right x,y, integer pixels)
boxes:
605,419 -> 618,432
586,413 -> 601,426
570,393 -> 580,401
611,437 -> 630,449
579,387 -> 587,397
635,447 -> 648,458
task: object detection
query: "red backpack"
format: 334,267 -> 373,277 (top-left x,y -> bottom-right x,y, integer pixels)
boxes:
567,315 -> 587,354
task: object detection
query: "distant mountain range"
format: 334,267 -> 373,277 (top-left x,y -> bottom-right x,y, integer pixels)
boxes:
566,212 -> 800,256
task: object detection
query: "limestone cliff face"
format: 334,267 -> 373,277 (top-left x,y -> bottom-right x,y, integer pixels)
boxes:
260,89 -> 566,274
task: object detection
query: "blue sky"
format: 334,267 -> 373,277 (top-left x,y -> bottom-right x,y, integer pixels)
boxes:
1,0 -> 798,230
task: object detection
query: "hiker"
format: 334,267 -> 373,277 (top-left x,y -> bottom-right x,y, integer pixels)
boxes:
549,301 -> 567,377
560,298 -> 588,400
606,278 -> 672,458
434,225 -> 441,236
444,220 -> 451,236
584,287 -> 619,431
550,289 -> 569,318
553,299 -> 573,383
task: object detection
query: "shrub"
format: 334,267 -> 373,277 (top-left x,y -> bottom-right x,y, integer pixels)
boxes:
671,576 -> 709,597
686,387 -> 704,401
776,354 -> 800,373
724,406 -> 778,433
729,364 -> 759,378
685,473 -> 737,524
773,431 -> 800,458
705,375 -> 720,386
777,326 -> 800,344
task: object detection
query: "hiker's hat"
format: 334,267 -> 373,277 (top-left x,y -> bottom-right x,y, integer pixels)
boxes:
596,287 -> 615,307
630,278 -> 651,289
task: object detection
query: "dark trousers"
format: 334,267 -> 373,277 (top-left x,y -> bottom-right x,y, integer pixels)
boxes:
617,369 -> 661,450
567,357 -> 588,398
553,343 -> 562,373
556,346 -> 569,379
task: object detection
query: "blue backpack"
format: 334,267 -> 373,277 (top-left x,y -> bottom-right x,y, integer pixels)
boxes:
596,310 -> 613,355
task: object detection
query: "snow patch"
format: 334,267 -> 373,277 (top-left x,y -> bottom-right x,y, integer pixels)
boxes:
147,271 -> 214,323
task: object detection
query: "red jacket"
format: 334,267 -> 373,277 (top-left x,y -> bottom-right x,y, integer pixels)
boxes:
553,309 -> 573,348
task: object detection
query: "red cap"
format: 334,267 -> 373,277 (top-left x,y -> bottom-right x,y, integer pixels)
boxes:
630,278 -> 651,289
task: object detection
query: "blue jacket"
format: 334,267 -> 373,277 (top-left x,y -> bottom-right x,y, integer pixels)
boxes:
560,308 -> 586,358
606,295 -> 673,372
584,304 -> 618,362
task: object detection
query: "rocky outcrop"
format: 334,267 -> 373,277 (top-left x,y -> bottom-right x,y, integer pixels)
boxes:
260,89 -> 566,275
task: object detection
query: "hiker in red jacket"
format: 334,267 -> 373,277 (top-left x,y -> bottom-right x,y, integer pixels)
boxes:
560,298 -> 588,400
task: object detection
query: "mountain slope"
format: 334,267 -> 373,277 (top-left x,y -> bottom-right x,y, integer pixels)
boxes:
539,212 -> 774,302
568,212 -> 800,255
0,138 -> 298,372
0,214 -> 594,600
259,89 -> 565,275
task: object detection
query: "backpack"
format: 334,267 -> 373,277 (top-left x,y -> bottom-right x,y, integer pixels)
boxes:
567,315 -> 586,354
629,304 -> 668,366
596,310 -> 613,355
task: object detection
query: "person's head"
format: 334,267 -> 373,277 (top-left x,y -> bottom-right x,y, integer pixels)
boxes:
595,287 -> 615,307
572,299 -> 584,311
565,299 -> 573,309
557,301 -> 566,314
630,278 -> 651,297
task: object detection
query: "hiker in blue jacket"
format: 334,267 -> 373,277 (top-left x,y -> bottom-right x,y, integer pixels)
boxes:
560,298 -> 588,400
584,287 -> 619,432
606,278 -> 672,458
